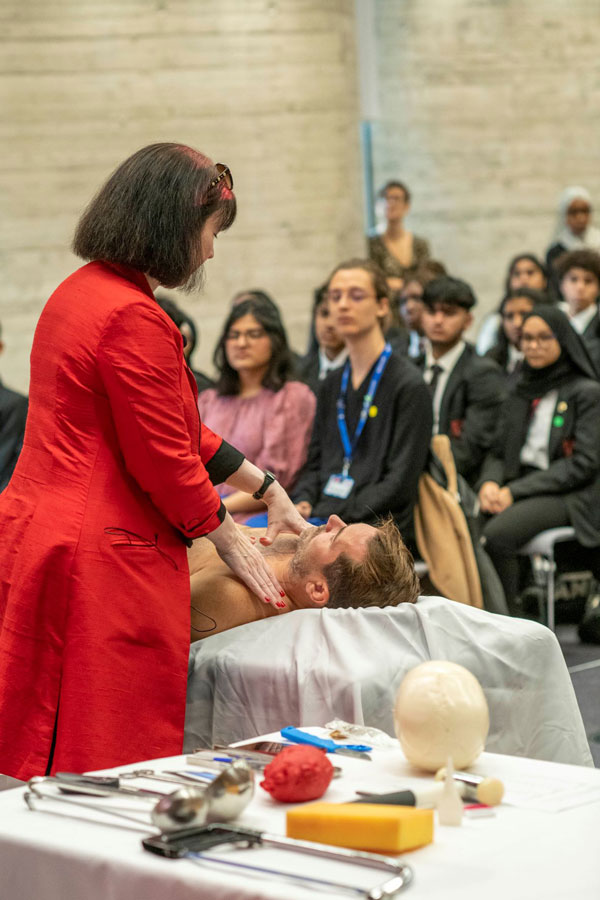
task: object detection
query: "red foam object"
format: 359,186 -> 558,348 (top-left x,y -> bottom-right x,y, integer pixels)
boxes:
260,745 -> 334,802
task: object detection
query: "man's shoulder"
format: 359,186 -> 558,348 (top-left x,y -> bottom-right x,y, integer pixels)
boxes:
385,351 -> 427,389
458,343 -> 501,377
0,383 -> 27,407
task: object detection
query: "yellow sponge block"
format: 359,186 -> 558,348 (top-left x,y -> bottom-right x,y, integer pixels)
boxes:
286,802 -> 434,854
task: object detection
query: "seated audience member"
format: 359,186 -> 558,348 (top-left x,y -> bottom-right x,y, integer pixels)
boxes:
505,253 -> 550,294
198,298 -> 316,522
0,325 -> 28,491
297,285 -> 348,394
555,249 -> 600,376
418,276 -> 505,485
546,187 -> 600,273
381,284 -> 410,355
231,288 -> 303,371
155,295 -> 214,392
477,253 -> 551,355
486,288 -> 550,386
479,307 -> 600,613
293,259 -> 432,538
188,514 -> 419,638
399,261 -> 448,358
368,181 -> 430,291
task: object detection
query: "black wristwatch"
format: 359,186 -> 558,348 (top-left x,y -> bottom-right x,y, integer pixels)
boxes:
252,470 -> 277,500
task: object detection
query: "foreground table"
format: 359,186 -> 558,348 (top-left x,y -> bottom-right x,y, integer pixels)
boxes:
1,730 -> 599,900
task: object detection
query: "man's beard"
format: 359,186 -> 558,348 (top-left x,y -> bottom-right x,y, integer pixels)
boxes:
289,524 -> 326,578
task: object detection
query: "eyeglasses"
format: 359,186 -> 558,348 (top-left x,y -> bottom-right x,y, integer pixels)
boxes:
210,163 -> 233,191
521,332 -> 557,346
225,328 -> 267,342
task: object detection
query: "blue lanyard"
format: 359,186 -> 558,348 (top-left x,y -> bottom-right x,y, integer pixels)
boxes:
336,343 -> 392,476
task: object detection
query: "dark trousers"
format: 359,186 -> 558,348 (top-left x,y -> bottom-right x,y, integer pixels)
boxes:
481,495 -> 571,612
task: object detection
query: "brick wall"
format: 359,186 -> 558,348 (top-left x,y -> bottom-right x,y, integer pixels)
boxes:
372,0 -> 600,327
0,0 -> 363,391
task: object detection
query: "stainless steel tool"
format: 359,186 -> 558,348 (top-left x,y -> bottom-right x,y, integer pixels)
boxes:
143,822 -> 413,898
24,761 -> 255,832
119,769 -> 215,787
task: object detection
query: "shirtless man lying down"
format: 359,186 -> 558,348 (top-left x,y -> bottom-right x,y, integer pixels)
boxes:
188,514 -> 419,640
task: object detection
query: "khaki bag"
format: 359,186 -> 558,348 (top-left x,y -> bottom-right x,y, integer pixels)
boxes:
414,435 -> 483,609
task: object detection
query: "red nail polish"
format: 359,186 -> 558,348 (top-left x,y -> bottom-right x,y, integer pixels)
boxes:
280,591 -> 285,597
264,597 -> 271,603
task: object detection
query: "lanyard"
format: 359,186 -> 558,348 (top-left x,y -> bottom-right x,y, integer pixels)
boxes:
336,343 -> 392,476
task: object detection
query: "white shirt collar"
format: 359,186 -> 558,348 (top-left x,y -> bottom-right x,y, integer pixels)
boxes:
569,303 -> 598,335
507,344 -> 524,373
318,346 -> 348,378
424,338 -> 466,373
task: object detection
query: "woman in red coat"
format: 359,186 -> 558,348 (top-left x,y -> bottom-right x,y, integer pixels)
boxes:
0,144 -> 308,780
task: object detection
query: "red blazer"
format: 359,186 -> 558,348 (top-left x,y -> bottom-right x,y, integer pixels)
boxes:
0,262 -> 240,779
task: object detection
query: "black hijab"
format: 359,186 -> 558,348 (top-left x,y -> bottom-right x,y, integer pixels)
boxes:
515,306 -> 597,400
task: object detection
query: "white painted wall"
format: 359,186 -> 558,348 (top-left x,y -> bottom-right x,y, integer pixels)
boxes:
371,0 -> 600,328
1,0 -> 364,391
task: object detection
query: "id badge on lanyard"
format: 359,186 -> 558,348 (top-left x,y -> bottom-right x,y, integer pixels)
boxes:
323,344 -> 392,499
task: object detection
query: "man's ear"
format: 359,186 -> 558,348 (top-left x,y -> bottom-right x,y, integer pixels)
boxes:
464,311 -> 473,331
377,295 -> 390,319
304,577 -> 330,608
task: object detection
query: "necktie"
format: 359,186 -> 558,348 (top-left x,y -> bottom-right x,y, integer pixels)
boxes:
428,364 -> 443,397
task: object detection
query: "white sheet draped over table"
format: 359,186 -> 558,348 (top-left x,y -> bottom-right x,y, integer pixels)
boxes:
185,596 -> 592,767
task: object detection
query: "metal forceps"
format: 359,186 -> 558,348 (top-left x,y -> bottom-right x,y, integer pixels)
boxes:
118,769 -> 212,788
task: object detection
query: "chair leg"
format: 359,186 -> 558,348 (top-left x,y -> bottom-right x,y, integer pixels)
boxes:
547,551 -> 556,632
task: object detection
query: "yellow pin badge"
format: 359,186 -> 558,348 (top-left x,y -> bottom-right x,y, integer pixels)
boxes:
369,405 -> 378,418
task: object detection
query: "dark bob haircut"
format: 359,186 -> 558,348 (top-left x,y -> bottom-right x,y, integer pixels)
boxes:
504,253 -> 548,293
73,143 -> 236,288
213,298 -> 294,396
422,275 -> 477,310
327,258 -> 389,302
379,180 -> 411,203
555,248 -> 600,283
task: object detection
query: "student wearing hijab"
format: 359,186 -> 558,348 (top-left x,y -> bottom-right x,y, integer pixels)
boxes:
485,287 -> 550,387
546,187 -> 600,291
479,306 -> 600,612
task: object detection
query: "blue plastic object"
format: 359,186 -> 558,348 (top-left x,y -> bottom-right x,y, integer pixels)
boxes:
280,726 -> 372,753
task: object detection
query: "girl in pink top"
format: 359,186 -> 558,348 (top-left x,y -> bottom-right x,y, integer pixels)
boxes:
198,297 -> 316,522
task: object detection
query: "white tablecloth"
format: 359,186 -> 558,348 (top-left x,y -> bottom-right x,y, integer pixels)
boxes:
185,597 -> 592,766
1,729 -> 599,900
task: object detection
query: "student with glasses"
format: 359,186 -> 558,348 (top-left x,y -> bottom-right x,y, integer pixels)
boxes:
293,258 -> 432,544
198,298 -> 316,523
0,144 -> 308,781
485,287 -> 551,386
479,306 -> 600,613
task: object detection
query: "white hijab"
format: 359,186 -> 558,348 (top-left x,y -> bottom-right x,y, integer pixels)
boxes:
552,186 -> 600,251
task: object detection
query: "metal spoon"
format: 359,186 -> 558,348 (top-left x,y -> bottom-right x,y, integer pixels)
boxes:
26,761 -> 254,833
151,760 -> 254,830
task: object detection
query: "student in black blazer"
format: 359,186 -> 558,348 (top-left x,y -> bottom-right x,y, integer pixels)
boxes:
479,306 -> 600,611
296,285 -> 348,394
485,288 -> 551,388
419,276 -> 505,486
555,249 -> 600,378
